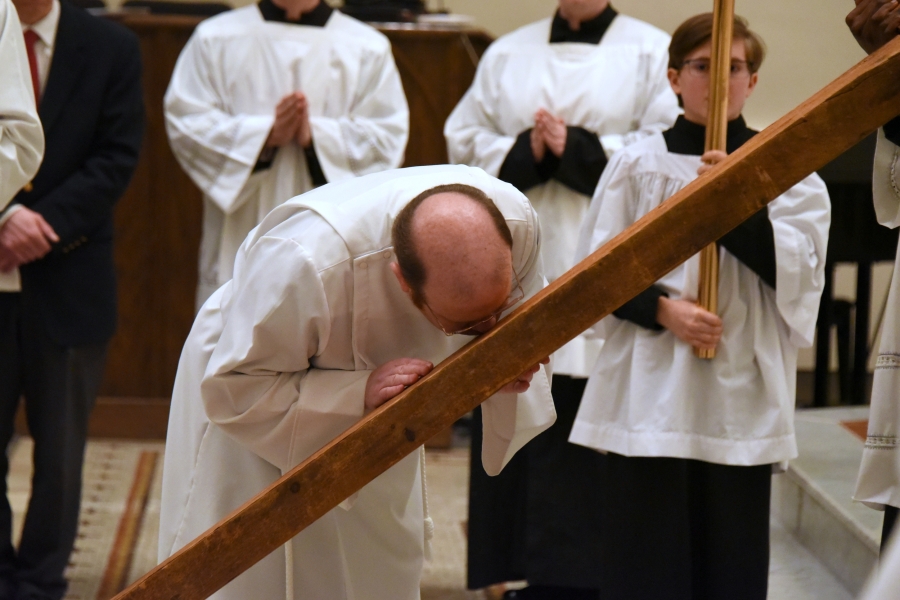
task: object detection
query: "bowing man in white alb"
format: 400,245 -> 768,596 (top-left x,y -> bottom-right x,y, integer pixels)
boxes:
573,14 -> 829,599
444,1 -> 678,596
164,0 -> 408,308
849,0 -> 900,558
157,165 -> 556,600
0,0 -> 42,210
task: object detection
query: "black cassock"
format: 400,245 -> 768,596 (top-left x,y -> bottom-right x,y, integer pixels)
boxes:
465,10 -> 618,595
468,376 -> 605,592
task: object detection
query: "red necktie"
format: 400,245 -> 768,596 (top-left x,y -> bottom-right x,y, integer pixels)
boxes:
22,29 -> 41,104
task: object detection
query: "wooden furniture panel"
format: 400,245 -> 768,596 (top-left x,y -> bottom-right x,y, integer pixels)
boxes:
385,26 -> 490,165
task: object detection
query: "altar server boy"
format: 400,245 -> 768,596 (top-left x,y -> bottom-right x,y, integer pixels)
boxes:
573,14 -> 830,599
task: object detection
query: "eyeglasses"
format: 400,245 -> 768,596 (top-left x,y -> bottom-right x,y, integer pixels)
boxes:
681,58 -> 752,79
423,269 -> 525,337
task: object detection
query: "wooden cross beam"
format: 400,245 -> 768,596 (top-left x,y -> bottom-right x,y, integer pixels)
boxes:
115,37 -> 900,600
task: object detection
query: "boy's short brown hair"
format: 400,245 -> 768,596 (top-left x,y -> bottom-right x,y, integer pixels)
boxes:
668,13 -> 766,74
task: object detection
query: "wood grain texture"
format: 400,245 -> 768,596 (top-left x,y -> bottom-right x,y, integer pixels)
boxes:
386,26 -> 492,165
97,451 -> 159,600
696,0 -> 735,359
114,29 -> 900,600
705,0 -> 735,153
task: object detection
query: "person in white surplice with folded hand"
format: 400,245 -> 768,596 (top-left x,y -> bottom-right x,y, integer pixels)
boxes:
444,1 -> 678,597
164,0 -> 409,309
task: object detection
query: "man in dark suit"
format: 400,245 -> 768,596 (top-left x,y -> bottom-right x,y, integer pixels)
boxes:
0,0 -> 143,597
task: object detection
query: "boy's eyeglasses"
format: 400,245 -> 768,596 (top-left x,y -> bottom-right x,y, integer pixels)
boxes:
681,58 -> 752,79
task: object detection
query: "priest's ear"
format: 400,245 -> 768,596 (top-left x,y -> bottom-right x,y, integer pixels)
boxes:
391,261 -> 413,295
391,260 -> 428,309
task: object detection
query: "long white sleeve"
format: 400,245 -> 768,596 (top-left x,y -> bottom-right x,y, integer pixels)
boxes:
768,174 -> 830,348
309,41 -> 408,182
164,32 -> 273,215
0,0 -> 43,209
201,235 -> 367,472
443,47 -> 516,177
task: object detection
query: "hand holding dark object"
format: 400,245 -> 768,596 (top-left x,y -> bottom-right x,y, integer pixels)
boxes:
698,149 -> 727,177
847,0 -> 900,54
657,296 -> 723,350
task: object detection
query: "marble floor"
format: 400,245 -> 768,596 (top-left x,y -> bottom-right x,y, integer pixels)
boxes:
420,446 -> 854,600
5,411 -> 871,599
770,406 -> 885,597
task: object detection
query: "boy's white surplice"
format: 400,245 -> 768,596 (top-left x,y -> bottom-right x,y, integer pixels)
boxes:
572,134 -> 830,466
158,165 -> 556,600
444,15 -> 678,377
855,130 -> 900,510
164,7 -> 408,306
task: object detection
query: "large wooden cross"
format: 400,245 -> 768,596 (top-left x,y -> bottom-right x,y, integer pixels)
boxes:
115,37 -> 900,600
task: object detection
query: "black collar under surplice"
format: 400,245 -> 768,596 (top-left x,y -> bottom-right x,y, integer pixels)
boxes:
257,0 -> 333,26
549,4 -> 617,45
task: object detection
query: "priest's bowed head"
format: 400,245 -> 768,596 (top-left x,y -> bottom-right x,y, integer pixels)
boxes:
367,184 -> 549,412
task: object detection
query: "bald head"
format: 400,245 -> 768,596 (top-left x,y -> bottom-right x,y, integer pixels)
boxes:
392,185 -> 514,326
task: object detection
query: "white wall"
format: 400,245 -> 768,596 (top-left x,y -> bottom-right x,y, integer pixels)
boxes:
431,0 -> 868,130
183,0 -> 869,130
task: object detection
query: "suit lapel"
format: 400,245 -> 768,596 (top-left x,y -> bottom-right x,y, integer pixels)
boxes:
39,2 -> 87,134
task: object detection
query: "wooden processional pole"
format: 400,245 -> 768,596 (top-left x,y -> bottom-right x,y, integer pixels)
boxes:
114,37 -> 900,600
695,0 -> 735,359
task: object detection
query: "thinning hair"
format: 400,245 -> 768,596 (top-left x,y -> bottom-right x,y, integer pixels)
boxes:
392,183 -> 513,307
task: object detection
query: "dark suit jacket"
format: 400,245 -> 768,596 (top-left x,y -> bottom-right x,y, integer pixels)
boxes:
11,0 -> 144,346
